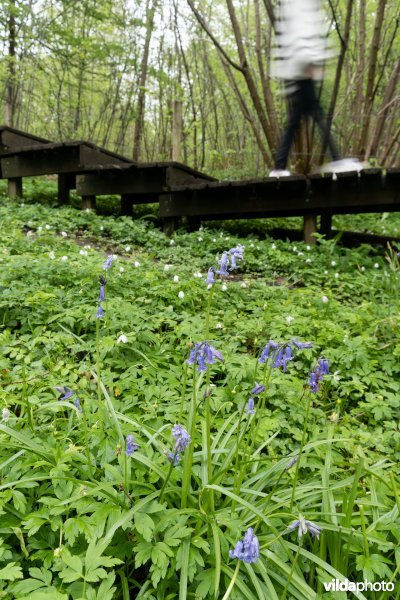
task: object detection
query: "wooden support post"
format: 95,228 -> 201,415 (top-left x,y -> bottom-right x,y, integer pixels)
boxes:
163,217 -> 177,236
8,177 -> 22,198
320,213 -> 332,238
172,100 -> 182,162
82,195 -> 96,210
58,173 -> 75,205
303,214 -> 317,245
120,195 -> 132,216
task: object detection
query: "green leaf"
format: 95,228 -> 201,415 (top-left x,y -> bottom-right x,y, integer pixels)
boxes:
0,562 -> 23,581
134,512 -> 155,542
356,554 -> 392,581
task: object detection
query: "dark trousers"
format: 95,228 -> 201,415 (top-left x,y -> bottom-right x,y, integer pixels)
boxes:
275,79 -> 340,169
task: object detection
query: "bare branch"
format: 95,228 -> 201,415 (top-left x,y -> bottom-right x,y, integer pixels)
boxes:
185,0 -> 244,72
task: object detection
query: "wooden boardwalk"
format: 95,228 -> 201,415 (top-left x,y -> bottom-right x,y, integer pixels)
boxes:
1,126 -> 399,243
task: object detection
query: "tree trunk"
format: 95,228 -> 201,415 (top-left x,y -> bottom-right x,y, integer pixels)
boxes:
225,0 -> 275,151
5,0 -> 17,126
366,58 -> 400,160
319,0 -> 354,162
133,0 -> 158,161
352,0 -> 366,155
357,0 -> 387,157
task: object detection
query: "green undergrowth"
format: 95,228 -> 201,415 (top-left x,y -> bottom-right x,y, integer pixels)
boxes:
0,196 -> 399,599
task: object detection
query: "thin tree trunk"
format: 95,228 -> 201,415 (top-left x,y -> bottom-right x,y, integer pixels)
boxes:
5,0 -> 17,126
133,0 -> 158,161
319,0 -> 354,162
366,58 -> 400,160
352,0 -> 366,155
357,0 -> 388,157
225,0 -> 275,152
221,59 -> 272,165
254,0 -> 279,147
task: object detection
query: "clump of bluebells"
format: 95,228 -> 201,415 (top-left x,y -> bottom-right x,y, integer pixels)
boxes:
229,527 -> 260,563
168,424 -> 191,465
309,358 -> 330,393
187,342 -> 224,372
259,338 -> 312,371
206,244 -> 244,284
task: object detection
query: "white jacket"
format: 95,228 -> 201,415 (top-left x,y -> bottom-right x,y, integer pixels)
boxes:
273,0 -> 333,81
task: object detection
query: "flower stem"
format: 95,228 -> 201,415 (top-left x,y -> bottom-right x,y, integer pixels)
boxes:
221,561 -> 241,600
159,460 -> 175,503
204,284 -> 215,512
181,366 -> 198,508
281,545 -> 301,600
81,406 -> 94,479
290,389 -> 308,512
95,319 -> 104,431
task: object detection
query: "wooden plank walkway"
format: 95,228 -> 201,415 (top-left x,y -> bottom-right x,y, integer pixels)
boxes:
0,125 -> 399,243
0,139 -> 134,206
76,162 -> 216,213
0,126 -> 51,196
160,169 -> 400,240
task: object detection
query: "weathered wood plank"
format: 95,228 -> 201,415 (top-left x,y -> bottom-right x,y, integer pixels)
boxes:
0,141 -> 132,178
159,170 -> 400,220
0,125 -> 50,155
77,162 -> 214,196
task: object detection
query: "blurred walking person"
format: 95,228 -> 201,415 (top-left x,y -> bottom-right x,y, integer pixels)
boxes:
270,0 -> 362,177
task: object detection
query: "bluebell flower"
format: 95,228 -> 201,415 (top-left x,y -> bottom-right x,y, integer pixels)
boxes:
259,339 -> 312,370
172,424 -> 191,453
167,451 -> 181,466
259,340 -> 279,363
286,455 -> 299,470
73,397 -> 83,413
287,515 -> 321,539
309,358 -> 330,394
291,339 -> 313,349
206,245 -> 244,285
205,267 -> 215,285
247,397 -> 256,414
216,251 -> 230,276
103,255 -> 115,270
56,387 -> 82,412
96,305 -> 104,319
125,434 -> 139,456
318,358 -> 330,375
187,343 -> 200,366
204,344 -> 224,364
99,284 -> 106,302
229,527 -> 260,563
251,383 -> 265,395
55,386 -> 75,401
186,342 -> 224,372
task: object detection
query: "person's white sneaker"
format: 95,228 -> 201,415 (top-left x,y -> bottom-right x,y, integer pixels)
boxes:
323,158 -> 367,174
269,169 -> 291,177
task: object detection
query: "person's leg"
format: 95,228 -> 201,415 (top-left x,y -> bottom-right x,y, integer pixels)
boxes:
305,80 -> 340,161
274,83 -> 304,170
